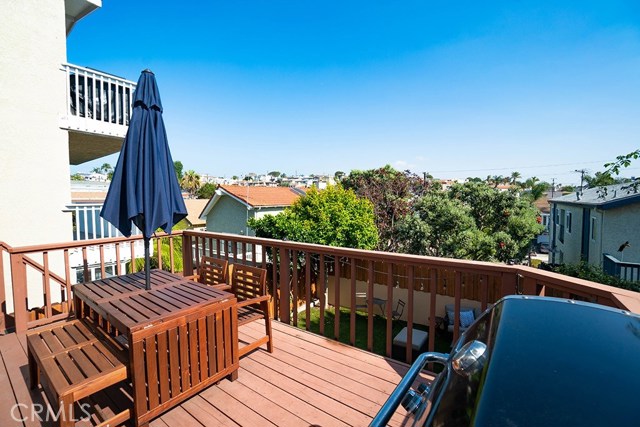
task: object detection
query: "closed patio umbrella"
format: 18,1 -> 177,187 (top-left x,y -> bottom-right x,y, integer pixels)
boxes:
101,69 -> 187,290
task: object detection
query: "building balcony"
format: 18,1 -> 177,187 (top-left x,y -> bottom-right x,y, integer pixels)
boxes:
60,63 -> 136,164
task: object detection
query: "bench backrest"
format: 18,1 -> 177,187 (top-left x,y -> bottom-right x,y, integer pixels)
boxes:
231,264 -> 267,303
198,256 -> 229,286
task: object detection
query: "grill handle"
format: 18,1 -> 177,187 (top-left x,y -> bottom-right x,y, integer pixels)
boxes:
369,352 -> 448,427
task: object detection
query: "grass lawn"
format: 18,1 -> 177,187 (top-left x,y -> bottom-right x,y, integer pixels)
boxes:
296,306 -> 452,360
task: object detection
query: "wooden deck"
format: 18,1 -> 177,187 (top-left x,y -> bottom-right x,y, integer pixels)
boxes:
1,320 -> 433,427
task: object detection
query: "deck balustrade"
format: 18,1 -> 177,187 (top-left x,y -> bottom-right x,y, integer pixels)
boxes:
2,231 -> 640,365
603,253 -> 640,282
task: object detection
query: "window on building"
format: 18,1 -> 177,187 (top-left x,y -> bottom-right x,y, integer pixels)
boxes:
591,217 -> 597,240
566,212 -> 572,233
559,209 -> 565,243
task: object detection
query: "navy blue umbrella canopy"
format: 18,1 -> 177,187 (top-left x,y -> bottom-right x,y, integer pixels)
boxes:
101,70 -> 187,289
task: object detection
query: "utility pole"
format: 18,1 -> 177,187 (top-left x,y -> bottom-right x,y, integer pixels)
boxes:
574,169 -> 587,193
551,178 -> 555,198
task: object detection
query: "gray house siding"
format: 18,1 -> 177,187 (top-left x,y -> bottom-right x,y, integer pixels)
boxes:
205,196 -> 254,236
600,203 -> 640,264
551,200 -> 640,267
551,202 -> 584,265
204,197 -> 286,237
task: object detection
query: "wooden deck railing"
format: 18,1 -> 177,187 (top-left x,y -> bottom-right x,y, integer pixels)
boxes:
181,231 -> 640,363
0,232 -> 182,333
3,231 -> 640,366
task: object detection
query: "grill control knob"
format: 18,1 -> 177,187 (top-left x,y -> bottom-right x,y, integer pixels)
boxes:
416,383 -> 430,395
401,389 -> 423,415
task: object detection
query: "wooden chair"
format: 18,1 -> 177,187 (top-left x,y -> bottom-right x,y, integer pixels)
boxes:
392,299 -> 406,320
231,264 -> 273,357
194,256 -> 230,290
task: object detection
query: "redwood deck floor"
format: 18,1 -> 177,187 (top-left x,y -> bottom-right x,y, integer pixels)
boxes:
1,320 -> 433,427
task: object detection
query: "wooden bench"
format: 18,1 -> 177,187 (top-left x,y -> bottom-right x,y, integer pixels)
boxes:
27,319 -> 129,427
230,264 -> 273,357
193,256 -> 231,291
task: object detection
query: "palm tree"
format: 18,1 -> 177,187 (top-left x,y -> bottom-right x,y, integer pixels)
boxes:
181,170 -> 201,198
487,175 -> 504,188
523,176 -> 539,189
510,171 -> 521,185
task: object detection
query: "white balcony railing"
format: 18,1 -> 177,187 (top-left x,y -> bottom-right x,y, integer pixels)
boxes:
65,204 -> 142,241
64,203 -> 146,285
60,63 -> 137,138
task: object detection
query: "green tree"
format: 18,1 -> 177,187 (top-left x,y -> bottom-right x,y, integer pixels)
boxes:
604,148 -> 640,193
342,165 -> 429,251
91,163 -> 113,180
248,185 -> 378,249
395,192 -> 482,258
268,171 -> 281,178
71,173 -> 84,181
553,262 -> 639,292
181,170 -> 201,198
486,175 -> 505,188
196,182 -> 216,199
128,219 -> 189,273
529,181 -> 550,201
174,161 -> 184,182
510,171 -> 522,185
584,171 -> 618,188
397,182 -> 544,262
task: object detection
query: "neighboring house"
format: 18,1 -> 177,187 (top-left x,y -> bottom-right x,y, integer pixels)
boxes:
199,185 -> 305,236
183,199 -> 209,230
549,184 -> 640,268
534,193 -> 552,249
0,0 -> 134,248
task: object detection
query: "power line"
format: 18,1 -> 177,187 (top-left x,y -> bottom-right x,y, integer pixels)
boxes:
430,160 -> 609,174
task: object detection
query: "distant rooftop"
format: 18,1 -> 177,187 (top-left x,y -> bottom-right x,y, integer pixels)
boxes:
550,183 -> 640,210
218,185 -> 305,208
199,185 -> 306,220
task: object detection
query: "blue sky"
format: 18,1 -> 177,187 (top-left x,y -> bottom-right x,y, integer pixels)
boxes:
69,1 -> 640,184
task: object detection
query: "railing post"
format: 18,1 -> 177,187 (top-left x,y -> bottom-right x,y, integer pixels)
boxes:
500,272 -> 517,298
522,274 -> 537,295
182,233 -> 193,277
279,248 -> 291,324
10,253 -> 28,332
0,248 -> 6,332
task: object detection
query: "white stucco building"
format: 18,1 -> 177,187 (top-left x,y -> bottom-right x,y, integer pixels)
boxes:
0,1 -> 135,313
0,0 -> 134,248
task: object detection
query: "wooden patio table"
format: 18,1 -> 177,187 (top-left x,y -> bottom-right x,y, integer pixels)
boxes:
73,269 -> 239,427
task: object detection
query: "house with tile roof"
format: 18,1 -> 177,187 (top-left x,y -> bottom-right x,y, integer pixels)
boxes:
183,199 -> 208,229
549,183 -> 640,277
199,185 -> 305,236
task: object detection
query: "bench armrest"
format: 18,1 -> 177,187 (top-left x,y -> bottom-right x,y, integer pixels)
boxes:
237,295 -> 269,307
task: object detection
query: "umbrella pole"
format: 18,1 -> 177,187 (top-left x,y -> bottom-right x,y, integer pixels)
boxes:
144,237 -> 151,290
